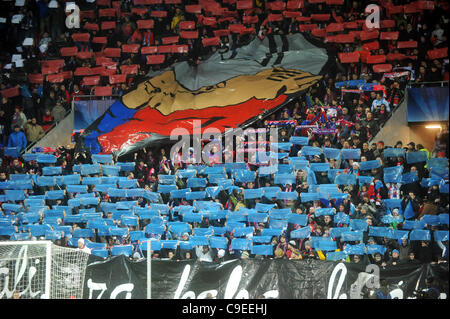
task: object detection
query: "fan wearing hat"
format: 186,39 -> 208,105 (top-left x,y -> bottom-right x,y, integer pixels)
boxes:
286,240 -> 301,260
387,249 -> 401,266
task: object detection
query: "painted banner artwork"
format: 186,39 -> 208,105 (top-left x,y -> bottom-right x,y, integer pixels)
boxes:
82,34 -> 330,156
82,256 -> 448,299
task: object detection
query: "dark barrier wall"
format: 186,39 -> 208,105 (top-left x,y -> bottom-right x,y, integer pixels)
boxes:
83,256 -> 448,299
407,87 -> 449,123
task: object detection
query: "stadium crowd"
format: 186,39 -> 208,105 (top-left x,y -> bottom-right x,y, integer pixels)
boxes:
0,0 -> 448,286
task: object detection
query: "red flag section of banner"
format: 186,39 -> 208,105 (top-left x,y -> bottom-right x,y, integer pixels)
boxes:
179,21 -> 196,30
362,41 -> 380,51
380,20 -> 396,28
214,29 -> 231,37
83,76 -> 101,86
360,30 -> 379,41
28,74 -> 44,84
287,0 -> 303,10
157,45 -> 172,54
326,0 -> 344,4
47,74 -> 64,83
146,55 -> 165,64
237,0 -> 253,10
326,23 -> 344,33
84,22 -> 99,31
296,16 -> 312,22
77,51 -> 93,60
299,24 -> 317,31
74,67 -> 92,76
427,47 -> 448,59
229,24 -> 246,33
162,36 -> 179,45
99,8 -> 116,17
366,55 -> 386,64
72,33 -> 90,42
92,37 -> 108,44
185,5 -> 202,13
62,71 -> 73,80
283,11 -> 301,18
94,86 -> 112,97
1,86 -> 19,98
397,41 -> 418,48
180,31 -> 198,39
202,17 -> 217,26
311,14 -> 330,21
60,47 -> 78,57
172,44 -> 188,54
338,52 -> 360,63
268,13 -> 283,22
132,8 -> 148,16
151,11 -> 167,18
380,31 -> 399,40
97,0 -> 111,6
243,15 -> 259,24
373,64 -> 392,73
141,46 -> 158,54
312,28 -> 327,37
42,66 -> 59,75
335,33 -> 354,43
202,37 -> 220,47
137,20 -> 154,29
308,0 -> 325,3
109,74 -> 127,84
165,0 -> 182,3
101,21 -> 116,30
120,65 -> 139,75
122,44 -> 140,53
268,1 -> 286,10
104,48 -> 122,58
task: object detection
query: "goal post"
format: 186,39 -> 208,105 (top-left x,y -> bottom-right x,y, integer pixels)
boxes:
0,241 -> 90,299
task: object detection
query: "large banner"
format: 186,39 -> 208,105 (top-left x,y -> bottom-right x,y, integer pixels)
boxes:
407,87 -> 449,123
73,99 -> 116,131
81,33 -> 330,156
82,256 -> 448,299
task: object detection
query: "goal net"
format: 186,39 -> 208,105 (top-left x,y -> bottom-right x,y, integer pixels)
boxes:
0,241 -> 90,299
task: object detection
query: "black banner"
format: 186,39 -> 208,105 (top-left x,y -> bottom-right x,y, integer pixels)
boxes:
83,256 -> 448,299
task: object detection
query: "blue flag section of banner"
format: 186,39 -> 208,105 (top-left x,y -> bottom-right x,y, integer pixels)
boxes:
251,244 -> 274,256
406,151 -> 428,164
289,158 -> 309,170
301,192 -> 319,202
301,146 -> 322,156
230,238 -> 252,251
310,163 -> 330,172
209,236 -> 228,249
404,201 -> 415,220
290,136 -> 309,146
383,198 -> 403,209
409,229 -> 431,241
358,175 -> 374,185
359,160 -> 381,171
344,243 -> 366,255
342,148 -> 361,160
434,230 -> 449,242
277,191 -> 298,200
369,226 -> 393,238
366,244 -> 387,255
383,148 -> 406,158
335,173 -> 357,185
341,231 -> 364,242
290,227 -> 311,239
326,251 -> 347,261
401,172 -> 419,184
322,147 -> 341,160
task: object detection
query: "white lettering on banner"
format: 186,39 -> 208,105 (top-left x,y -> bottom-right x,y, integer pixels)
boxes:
110,283 -> 134,299
365,4 -> 380,29
173,264 -> 279,299
87,279 -> 107,299
65,3 -> 80,29
86,280 -> 135,299
327,262 -> 348,299
0,246 -> 42,299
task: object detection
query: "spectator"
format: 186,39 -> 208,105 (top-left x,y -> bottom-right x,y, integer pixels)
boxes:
51,101 -> 66,123
24,118 -> 45,144
7,125 -> 27,152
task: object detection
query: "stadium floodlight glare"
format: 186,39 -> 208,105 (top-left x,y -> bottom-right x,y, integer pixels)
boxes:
425,125 -> 442,129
